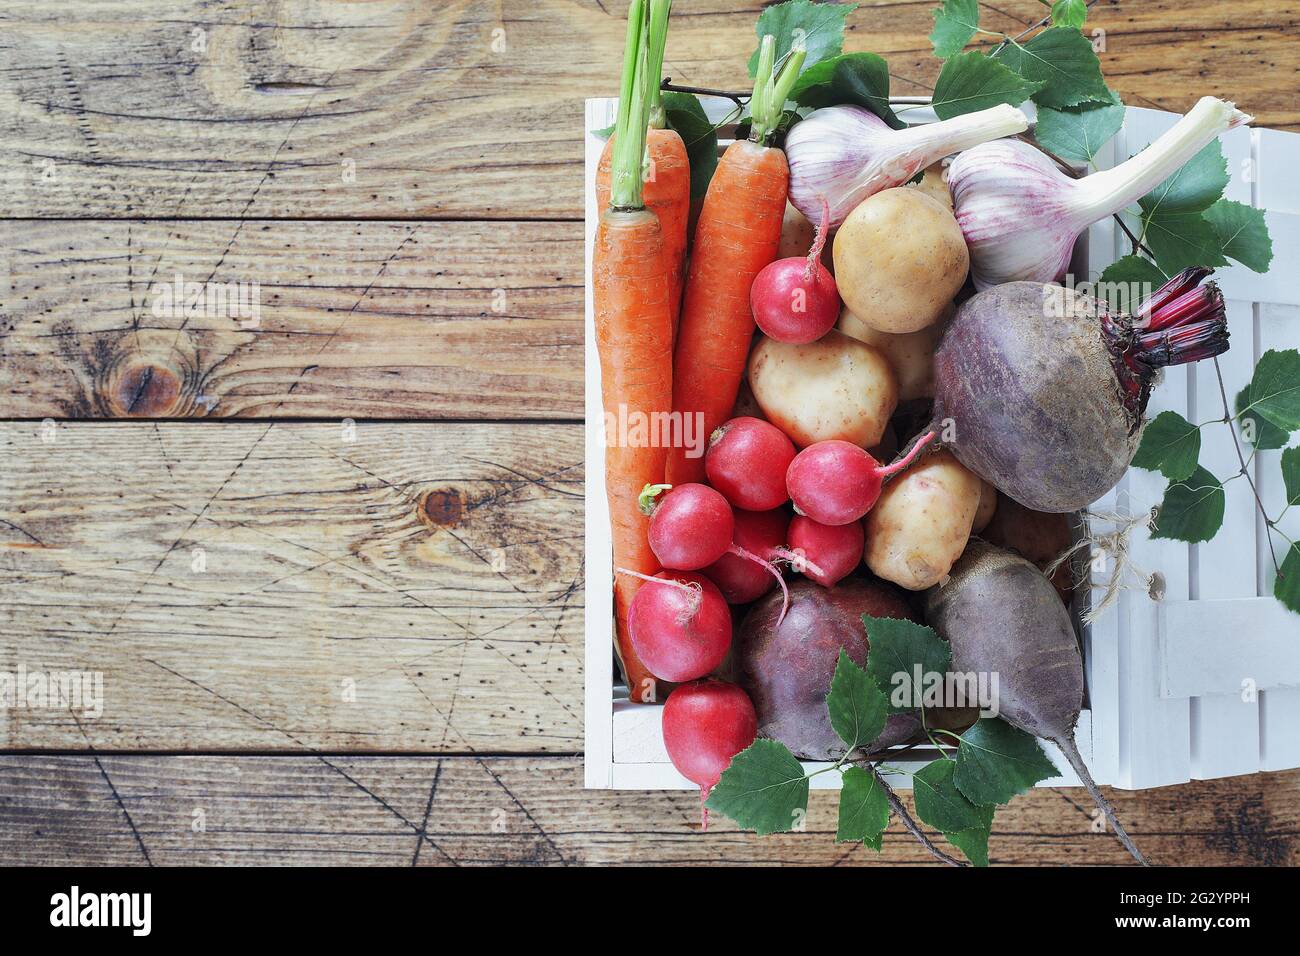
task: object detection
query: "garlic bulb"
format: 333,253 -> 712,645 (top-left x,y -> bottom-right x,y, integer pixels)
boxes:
786,104 -> 1029,229
949,96 -> 1252,290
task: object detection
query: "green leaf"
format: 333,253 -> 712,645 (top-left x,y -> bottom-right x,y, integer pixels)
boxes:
789,52 -> 904,129
827,648 -> 889,753
912,758 -> 986,834
944,804 -> 995,866
1236,385 -> 1291,450
952,719 -> 1060,806
1138,140 -> 1228,215
930,51 -> 1044,121
993,27 -> 1110,109
747,0 -> 857,78
1283,447 -> 1300,508
705,739 -> 810,835
1050,0 -> 1087,29
929,0 -> 979,59
1205,199 -> 1274,273
1141,209 -> 1228,276
1033,97 -> 1124,165
1244,349 -> 1300,433
837,765 -> 890,849
1132,411 -> 1202,481
661,92 -> 720,200
590,123 -> 615,140
1096,254 -> 1167,313
1151,465 -> 1226,543
1276,544 -> 1300,615
862,615 -> 951,714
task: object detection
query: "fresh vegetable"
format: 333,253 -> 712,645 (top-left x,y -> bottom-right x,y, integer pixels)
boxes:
662,679 -> 758,829
948,96 -> 1251,289
593,0 -> 675,700
971,478 -> 998,534
981,492 -> 1074,603
736,578 -> 921,760
786,515 -> 864,587
787,434 -> 936,526
705,416 -> 796,511
626,570 -> 732,682
748,328 -> 898,448
785,103 -> 1028,229
837,304 -> 950,402
864,449 -> 983,590
703,507 -> 790,604
595,0 -> 690,341
666,35 -> 805,485
833,187 -> 969,333
643,482 -> 734,570
908,161 -> 952,210
925,540 -> 1147,864
927,269 -> 1229,512
750,199 -> 839,344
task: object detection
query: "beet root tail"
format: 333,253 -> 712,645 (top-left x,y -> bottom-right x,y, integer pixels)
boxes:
1056,736 -> 1149,866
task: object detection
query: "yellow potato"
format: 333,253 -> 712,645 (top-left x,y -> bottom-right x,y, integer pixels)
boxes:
833,188 -> 968,333
907,161 -> 953,211
747,329 -> 897,449
972,478 -> 998,534
837,304 -> 952,402
864,450 -> 982,590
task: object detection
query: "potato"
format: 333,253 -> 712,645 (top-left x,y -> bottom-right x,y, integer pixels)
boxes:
972,478 -> 998,534
907,161 -> 952,211
864,450 -> 982,590
838,303 -> 951,402
748,329 -> 897,448
981,492 -> 1075,604
833,187 -> 968,333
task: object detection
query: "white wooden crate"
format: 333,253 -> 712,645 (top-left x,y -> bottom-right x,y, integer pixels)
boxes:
584,96 -> 1300,791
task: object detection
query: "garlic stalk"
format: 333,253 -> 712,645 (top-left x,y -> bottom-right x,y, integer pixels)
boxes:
785,104 -> 1029,228
948,96 -> 1253,290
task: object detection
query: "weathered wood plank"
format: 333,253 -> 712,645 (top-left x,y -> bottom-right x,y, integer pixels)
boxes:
1,1 -> 1294,220
0,422 -> 585,751
0,220 -> 581,419
0,755 -> 1294,866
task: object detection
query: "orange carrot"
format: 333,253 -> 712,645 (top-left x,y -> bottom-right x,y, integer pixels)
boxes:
593,0 -> 675,702
596,128 -> 690,343
665,36 -> 802,485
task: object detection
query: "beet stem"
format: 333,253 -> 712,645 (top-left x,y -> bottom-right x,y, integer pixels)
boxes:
729,543 -> 790,626
877,429 -> 937,477
1132,266 -> 1213,327
1055,736 -> 1149,866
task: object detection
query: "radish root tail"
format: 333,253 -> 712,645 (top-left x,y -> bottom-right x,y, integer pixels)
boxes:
729,543 -> 790,626
879,429 -> 937,478
614,566 -> 702,624
1056,737 -> 1149,866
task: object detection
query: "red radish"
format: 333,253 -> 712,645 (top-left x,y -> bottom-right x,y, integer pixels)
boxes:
786,515 -> 863,587
643,483 -> 734,570
705,416 -> 796,511
624,570 -> 731,682
702,507 -> 790,604
787,433 -> 935,525
661,679 -> 758,829
749,197 -> 839,344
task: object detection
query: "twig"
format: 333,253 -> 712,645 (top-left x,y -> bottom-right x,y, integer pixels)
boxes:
861,760 -> 967,866
989,0 -> 1102,55
661,78 -> 748,107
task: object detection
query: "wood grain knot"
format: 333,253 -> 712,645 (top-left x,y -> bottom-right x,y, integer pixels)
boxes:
419,489 -> 463,529
110,363 -> 183,417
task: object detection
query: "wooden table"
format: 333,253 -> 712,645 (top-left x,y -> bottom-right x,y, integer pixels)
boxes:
0,0 -> 1296,866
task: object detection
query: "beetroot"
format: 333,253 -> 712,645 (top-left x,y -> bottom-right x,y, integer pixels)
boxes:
702,507 -> 790,604
705,417 -> 796,511
735,577 -> 921,760
662,680 -> 758,828
627,571 -> 731,682
786,515 -> 863,587
928,269 -> 1228,513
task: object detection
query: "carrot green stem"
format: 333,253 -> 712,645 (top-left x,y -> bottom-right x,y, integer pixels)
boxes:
610,0 -> 649,210
749,36 -> 807,145
645,0 -> 672,130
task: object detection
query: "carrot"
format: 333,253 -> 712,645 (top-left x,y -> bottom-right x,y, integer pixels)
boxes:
593,0 -> 675,703
665,36 -> 804,485
596,128 -> 690,344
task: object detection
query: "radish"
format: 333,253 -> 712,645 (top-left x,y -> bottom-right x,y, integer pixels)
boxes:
786,434 -> 935,526
786,514 -> 863,587
624,570 -> 731,683
705,416 -> 796,511
749,197 -> 839,344
702,507 -> 790,604
926,269 -> 1229,513
925,540 -> 1147,865
661,680 -> 758,830
642,483 -> 734,570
